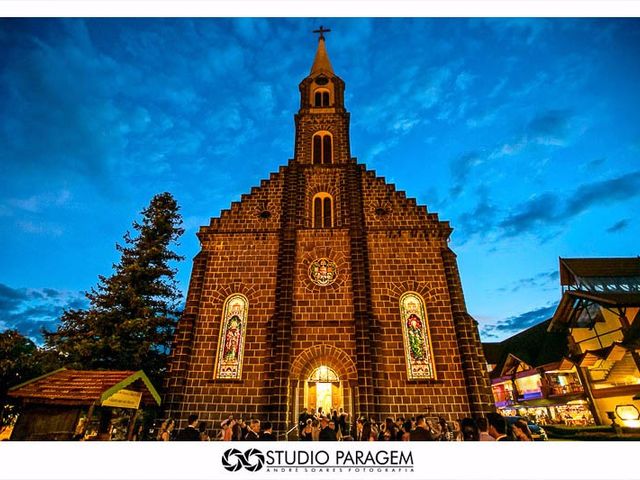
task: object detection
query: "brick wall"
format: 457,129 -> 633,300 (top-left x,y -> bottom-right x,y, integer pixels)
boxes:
164,65 -> 492,433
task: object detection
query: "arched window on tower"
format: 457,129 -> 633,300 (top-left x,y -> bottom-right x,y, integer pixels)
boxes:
312,132 -> 332,164
312,192 -> 333,228
399,292 -> 436,380
314,88 -> 330,107
214,294 -> 249,380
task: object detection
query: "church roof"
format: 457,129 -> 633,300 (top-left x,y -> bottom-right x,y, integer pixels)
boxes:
310,37 -> 334,75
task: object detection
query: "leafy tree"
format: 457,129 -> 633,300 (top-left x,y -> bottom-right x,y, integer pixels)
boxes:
0,329 -> 60,410
44,192 -> 184,384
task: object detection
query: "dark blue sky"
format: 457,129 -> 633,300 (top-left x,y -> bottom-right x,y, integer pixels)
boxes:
1,18 -> 639,342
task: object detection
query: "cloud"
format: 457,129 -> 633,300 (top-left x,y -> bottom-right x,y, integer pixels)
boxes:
455,71 -> 475,91
453,187 -> 500,241
499,192 -> 560,237
449,152 -> 483,198
481,303 -> 557,339
0,282 -> 87,344
231,18 -> 272,44
355,62 -> 456,158
455,169 -> 640,244
5,189 -> 71,214
528,109 -> 572,146
16,220 -> 64,236
0,20 -> 130,189
498,270 -> 559,293
606,219 -> 630,233
498,170 -> 640,239
582,157 -> 606,170
489,110 -> 574,160
480,18 -> 551,46
564,170 -> 640,217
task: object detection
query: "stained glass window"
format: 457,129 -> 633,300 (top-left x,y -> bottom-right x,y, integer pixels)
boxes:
214,294 -> 249,380
399,292 -> 436,380
309,365 -> 339,382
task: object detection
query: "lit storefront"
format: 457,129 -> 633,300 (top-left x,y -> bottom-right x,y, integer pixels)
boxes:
492,369 -> 594,425
548,257 -> 640,427
484,320 -> 597,425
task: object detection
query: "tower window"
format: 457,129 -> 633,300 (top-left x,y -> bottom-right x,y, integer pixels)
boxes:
312,193 -> 333,228
312,132 -> 333,164
314,89 -> 330,107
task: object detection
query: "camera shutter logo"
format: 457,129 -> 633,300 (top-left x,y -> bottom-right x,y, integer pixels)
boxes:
222,448 -> 265,472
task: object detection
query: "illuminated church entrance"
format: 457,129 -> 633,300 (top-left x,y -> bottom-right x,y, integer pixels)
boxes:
306,366 -> 341,414
287,345 -> 359,431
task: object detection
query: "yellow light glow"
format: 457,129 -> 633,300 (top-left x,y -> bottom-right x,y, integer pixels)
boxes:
615,405 -> 640,421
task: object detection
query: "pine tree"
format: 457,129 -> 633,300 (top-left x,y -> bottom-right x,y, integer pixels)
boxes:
44,192 -> 184,383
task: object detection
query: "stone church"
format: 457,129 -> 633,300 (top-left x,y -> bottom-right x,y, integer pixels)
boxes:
164,32 -> 493,434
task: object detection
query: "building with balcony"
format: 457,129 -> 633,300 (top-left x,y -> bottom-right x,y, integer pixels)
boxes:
484,319 -> 594,425
548,257 -> 640,427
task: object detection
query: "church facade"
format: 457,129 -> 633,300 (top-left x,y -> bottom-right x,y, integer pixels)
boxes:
164,34 -> 493,434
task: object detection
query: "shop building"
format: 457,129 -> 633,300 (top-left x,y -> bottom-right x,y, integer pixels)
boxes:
483,319 -> 595,425
485,257 -> 640,428
548,257 -> 640,427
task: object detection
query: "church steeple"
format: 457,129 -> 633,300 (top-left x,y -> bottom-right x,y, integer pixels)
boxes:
294,28 -> 350,165
310,27 -> 334,75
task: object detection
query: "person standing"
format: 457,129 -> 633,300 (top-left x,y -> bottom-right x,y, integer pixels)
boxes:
410,415 -> 434,441
437,416 -> 450,441
157,419 -> 175,442
460,418 -> 479,441
231,420 -> 243,441
338,408 -> 349,437
199,421 -> 210,441
382,417 -> 397,441
298,408 -> 309,435
486,413 -> 509,441
319,417 -> 337,441
311,419 -> 320,441
398,420 -> 411,441
331,410 -> 340,436
355,417 -> 364,441
221,419 -> 234,441
176,414 -> 200,441
260,421 -> 276,441
300,419 -> 313,441
512,419 -> 533,441
244,419 -> 261,441
477,417 -> 495,441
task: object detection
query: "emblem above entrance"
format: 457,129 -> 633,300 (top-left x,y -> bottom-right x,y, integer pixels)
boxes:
308,258 -> 338,286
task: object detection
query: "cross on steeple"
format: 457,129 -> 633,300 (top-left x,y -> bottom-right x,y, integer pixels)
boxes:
313,25 -> 331,40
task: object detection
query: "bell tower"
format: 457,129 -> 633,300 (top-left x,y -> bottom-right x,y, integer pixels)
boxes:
294,27 -> 351,165
164,26 -> 494,437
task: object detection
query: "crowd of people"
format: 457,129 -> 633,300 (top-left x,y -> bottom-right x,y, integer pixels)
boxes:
154,410 -> 533,442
